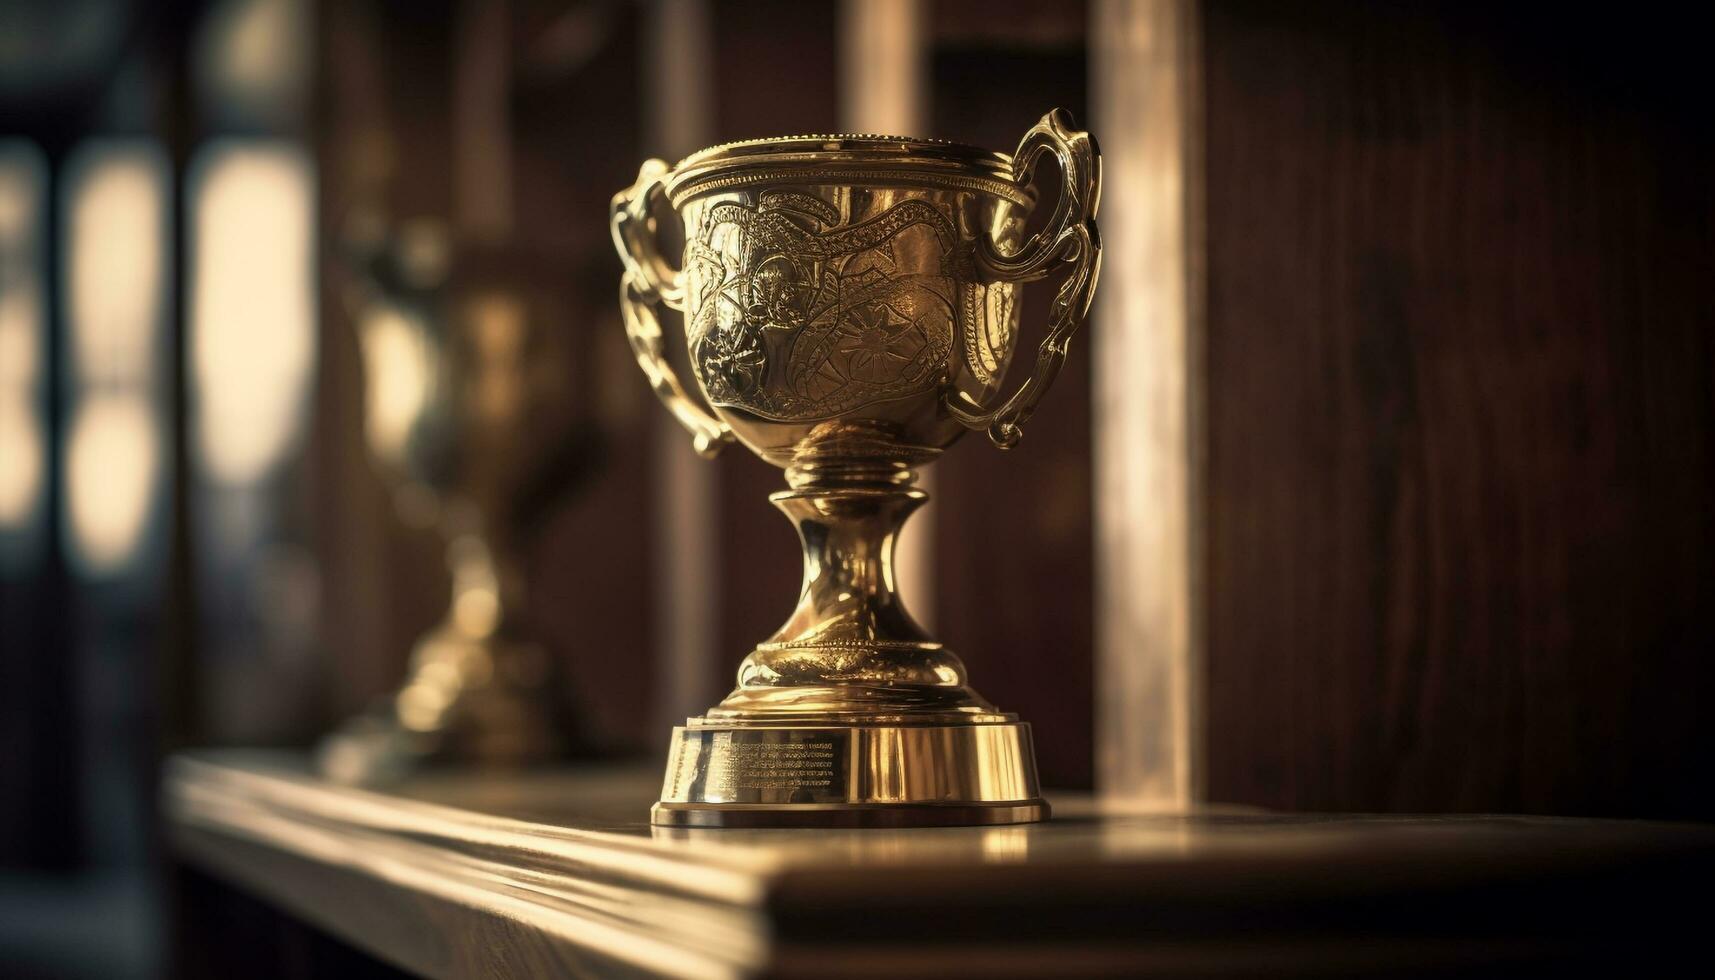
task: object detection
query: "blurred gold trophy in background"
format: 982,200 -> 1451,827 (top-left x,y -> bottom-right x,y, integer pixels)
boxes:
613,109 -> 1100,826
318,215 -> 590,783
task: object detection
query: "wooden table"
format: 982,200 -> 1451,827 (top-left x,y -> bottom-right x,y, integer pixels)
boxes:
165,750 -> 1714,978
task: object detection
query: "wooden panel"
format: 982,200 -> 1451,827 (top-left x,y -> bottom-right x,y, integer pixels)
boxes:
930,26 -> 1095,791
1201,4 -> 1715,817
507,6 -> 657,750
1089,0 -> 1203,806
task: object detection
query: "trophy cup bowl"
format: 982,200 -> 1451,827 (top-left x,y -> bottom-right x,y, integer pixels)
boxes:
612,110 -> 1100,827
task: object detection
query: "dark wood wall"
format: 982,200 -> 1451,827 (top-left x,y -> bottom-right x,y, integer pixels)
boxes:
1200,3 -> 1715,818
314,0 -> 460,738
512,3 -> 655,750
930,3 -> 1094,791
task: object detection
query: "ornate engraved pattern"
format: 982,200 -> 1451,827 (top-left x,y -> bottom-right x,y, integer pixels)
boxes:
686,194 -> 965,421
961,285 -> 1015,387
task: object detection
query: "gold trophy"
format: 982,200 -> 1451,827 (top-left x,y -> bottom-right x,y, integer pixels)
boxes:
318,216 -> 586,783
612,110 -> 1100,827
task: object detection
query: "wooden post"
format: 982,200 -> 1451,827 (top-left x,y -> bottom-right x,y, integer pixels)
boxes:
1091,0 -> 1205,807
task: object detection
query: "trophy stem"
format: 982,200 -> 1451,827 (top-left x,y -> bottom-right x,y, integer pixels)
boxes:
703,460 -> 1004,723
762,485 -> 935,650
318,531 -> 563,784
652,453 -> 1047,828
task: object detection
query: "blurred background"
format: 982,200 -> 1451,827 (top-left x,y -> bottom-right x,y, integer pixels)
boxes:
1,1 -> 1711,977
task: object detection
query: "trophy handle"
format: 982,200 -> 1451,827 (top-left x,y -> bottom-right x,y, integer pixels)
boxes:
610,159 -> 734,459
948,108 -> 1103,450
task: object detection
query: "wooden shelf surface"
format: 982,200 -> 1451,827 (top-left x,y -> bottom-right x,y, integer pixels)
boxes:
166,750 -> 1715,978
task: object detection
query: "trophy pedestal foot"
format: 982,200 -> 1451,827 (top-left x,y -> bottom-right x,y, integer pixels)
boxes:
652,720 -> 1048,828
652,800 -> 1048,829
318,627 -> 564,785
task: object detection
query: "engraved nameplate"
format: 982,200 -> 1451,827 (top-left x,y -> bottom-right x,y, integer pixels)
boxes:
663,728 -> 850,804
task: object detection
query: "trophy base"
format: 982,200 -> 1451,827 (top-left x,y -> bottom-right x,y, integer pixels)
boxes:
653,800 -> 1048,828
652,720 -> 1048,828
318,628 -> 564,785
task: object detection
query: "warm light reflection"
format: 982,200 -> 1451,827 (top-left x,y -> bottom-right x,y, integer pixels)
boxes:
467,293 -> 526,425
0,143 -> 45,531
0,357 -> 44,527
359,304 -> 436,466
190,141 -> 315,484
1092,0 -> 1199,805
66,393 -> 160,571
978,825 -> 1031,862
448,534 -> 500,638
63,142 -> 167,573
68,146 -> 163,383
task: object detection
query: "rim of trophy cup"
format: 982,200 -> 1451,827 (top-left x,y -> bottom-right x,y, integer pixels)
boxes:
663,131 -> 1038,209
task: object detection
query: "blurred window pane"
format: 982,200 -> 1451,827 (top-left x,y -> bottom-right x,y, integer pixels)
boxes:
0,140 -> 48,564
61,141 -> 168,576
189,141 -> 315,486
